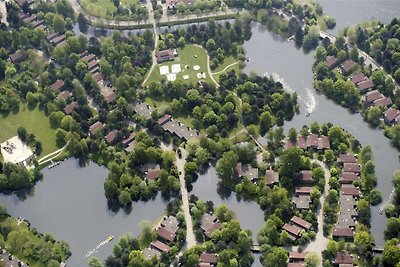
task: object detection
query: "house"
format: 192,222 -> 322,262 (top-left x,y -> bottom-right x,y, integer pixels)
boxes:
384,108 -> 400,124
295,187 -> 313,195
105,130 -> 118,145
287,263 -> 305,267
89,121 -> 104,136
294,170 -> 314,184
31,20 -> 44,28
334,252 -> 353,265
340,185 -> 360,197
326,55 -> 338,69
64,102 -> 77,114
156,227 -> 176,243
142,247 -> 161,260
160,216 -> 179,234
92,72 -> 103,82
289,251 -> 308,262
341,60 -> 355,74
88,60 -> 100,72
199,253 -> 218,265
235,163 -> 259,181
9,50 -> 26,64
357,79 -> 374,92
337,154 -> 357,164
307,133 -> 318,148
156,49 -> 177,63
104,91 -> 117,104
46,32 -> 59,42
204,222 -> 221,239
365,90 -> 382,103
158,114 -> 172,126
290,216 -> 312,230
318,135 -> 330,149
373,96 -> 392,107
82,53 -> 96,63
58,91 -> 72,101
133,102 -> 153,119
201,213 -> 221,238
332,227 -> 354,240
146,165 -> 161,180
339,172 -> 360,184
122,132 -> 136,147
343,163 -> 360,173
23,14 -> 36,23
51,35 -> 65,46
337,195 -> 358,228
79,50 -> 89,58
125,141 -> 137,153
50,79 -> 64,91
265,170 -> 279,187
297,136 -> 307,149
282,223 -> 302,240
150,240 -> 171,253
351,72 -> 366,84
293,195 -> 311,210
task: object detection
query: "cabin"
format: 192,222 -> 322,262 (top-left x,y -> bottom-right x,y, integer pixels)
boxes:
343,163 -> 360,173
282,223 -> 302,241
150,240 -> 171,253
105,130 -> 118,145
365,90 -> 383,104
64,102 -> 77,115
357,79 -> 374,92
293,195 -> 311,210
290,216 -> 312,231
158,114 -> 172,126
339,172 -> 359,184
351,72 -> 366,84
133,102 -> 153,119
199,252 -> 218,266
160,216 -> 179,234
340,185 -> 360,197
326,55 -> 338,69
333,252 -> 354,265
289,251 -> 308,263
384,108 -> 400,124
58,91 -> 72,101
50,79 -> 65,91
145,165 -> 161,180
295,187 -> 313,196
9,50 -> 27,64
332,227 -> 354,240
265,170 -> 279,187
294,170 -> 314,184
89,121 -> 105,136
337,154 -> 357,164
156,49 -> 177,63
235,163 -> 259,182
156,227 -> 176,243
341,60 -> 355,75
373,96 -> 392,107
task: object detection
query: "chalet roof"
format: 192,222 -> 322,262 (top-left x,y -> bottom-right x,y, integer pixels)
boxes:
92,72 -> 103,82
283,223 -> 302,237
9,50 -> 26,63
58,90 -> 72,101
79,50 -> 88,58
82,53 -> 96,63
366,90 -> 382,103
289,251 -> 308,260
307,133 -> 318,148
160,216 -> 179,234
343,163 -> 360,173
373,96 -> 392,107
205,222 -> 221,238
23,14 -> 36,23
133,102 -> 153,119
318,135 -> 330,149
340,185 -> 360,197
104,91 -> 117,103
89,121 -> 104,136
332,227 -> 354,238
293,195 -> 311,209
357,79 -> 374,92
295,187 -> 313,195
199,253 -> 218,264
384,108 -> 400,124
51,35 -> 65,45
158,114 -> 172,125
290,216 -> 312,230
32,20 -> 44,28
142,247 -> 161,260
150,240 -> 171,253
341,60 -> 355,73
339,172 -> 360,184
351,72 -> 366,84
64,102 -> 77,114
338,154 -> 357,163
201,213 -> 217,230
88,60 -> 99,70
156,227 -> 176,242
265,170 -> 279,186
146,165 -> 161,180
334,252 -> 353,265
326,55 -> 338,68
105,130 -> 118,144
51,79 -> 64,91
297,136 -> 307,149
122,132 -> 136,146
46,32 -> 59,41
295,170 -> 313,182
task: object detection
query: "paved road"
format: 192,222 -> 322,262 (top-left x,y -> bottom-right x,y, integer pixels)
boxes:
0,0 -> 8,26
142,0 -> 159,86
175,148 -> 196,248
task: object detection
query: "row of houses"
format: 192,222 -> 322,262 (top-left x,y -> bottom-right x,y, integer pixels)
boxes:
282,216 -> 313,241
91,71 -> 117,104
292,170 -> 315,210
287,250 -> 355,267
19,11 -> 44,30
285,133 -> 330,150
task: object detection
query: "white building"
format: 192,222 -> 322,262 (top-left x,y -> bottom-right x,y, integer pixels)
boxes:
0,136 -> 35,168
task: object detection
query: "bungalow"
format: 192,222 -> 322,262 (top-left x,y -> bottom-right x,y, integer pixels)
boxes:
357,79 -> 374,93
124,141 -> 137,153
79,50 -> 89,58
294,170 -> 314,184
92,72 -> 103,82
318,135 -> 330,150
295,187 -> 313,196
297,136 -> 307,149
332,227 -> 354,240
150,240 -> 171,253
339,172 -> 359,184
82,53 -> 96,63
365,90 -> 383,104
88,60 -> 100,72
64,102 -> 77,115
265,170 -> 279,187
343,163 -> 360,173
50,79 -> 64,91
340,185 -> 360,197
351,72 -> 366,84
156,227 -> 176,243
146,165 -> 161,180
105,130 -> 118,145
341,60 -> 355,74
282,223 -> 302,240
104,91 -> 117,104
235,163 -> 259,181
51,35 -> 65,46
58,91 -> 72,101
293,195 -> 311,210
326,55 -> 338,69
31,20 -> 44,29
160,216 -> 179,234
89,121 -> 104,136
337,154 -> 357,164
158,114 -> 172,126
156,49 -> 177,63
23,14 -> 36,23
333,252 -> 353,265
201,213 -> 222,238
290,216 -> 312,231
142,247 -> 161,260
46,32 -> 59,42
384,108 -> 400,124
9,50 -> 26,64
307,134 -> 318,148
199,253 -> 218,266
122,132 -> 136,147
133,102 -> 153,119
289,251 -> 308,262
373,96 -> 392,107
204,222 -> 222,239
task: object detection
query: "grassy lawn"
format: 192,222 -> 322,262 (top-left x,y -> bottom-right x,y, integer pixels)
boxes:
145,44 -> 214,87
212,56 -> 240,82
80,0 -> 138,18
0,104 -> 58,157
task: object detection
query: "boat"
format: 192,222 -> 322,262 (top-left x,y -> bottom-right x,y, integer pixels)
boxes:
107,235 -> 114,242
305,111 -> 310,117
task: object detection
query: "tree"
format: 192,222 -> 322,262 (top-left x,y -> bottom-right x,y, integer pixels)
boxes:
383,239 -> 400,266
262,247 -> 288,267
305,252 -> 321,267
88,257 -> 103,267
279,148 -> 302,177
216,151 -> 238,182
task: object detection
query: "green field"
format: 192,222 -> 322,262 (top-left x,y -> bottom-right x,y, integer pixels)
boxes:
0,104 -> 58,157
212,56 -> 240,82
80,0 -> 138,18
145,44 -> 215,86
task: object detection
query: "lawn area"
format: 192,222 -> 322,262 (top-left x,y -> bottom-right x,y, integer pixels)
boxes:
80,0 -> 138,18
212,56 -> 240,82
145,44 -> 215,87
0,104 -> 58,157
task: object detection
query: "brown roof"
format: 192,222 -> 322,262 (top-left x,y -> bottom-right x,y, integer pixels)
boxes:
340,172 -> 360,184
88,60 -> 99,70
58,90 -> 72,101
334,252 -> 353,264
105,91 -> 117,103
287,263 -> 305,267
307,134 -> 318,148
158,114 -> 172,125
156,227 -> 176,242
265,170 -> 279,186
297,136 -> 307,149
326,55 -> 338,68
156,49 -> 175,63
289,251 -> 308,261
105,130 -> 118,144
343,163 -> 360,173
122,132 -> 136,146
384,108 -> 400,124
332,227 -> 354,238
283,223 -> 302,237
341,60 -> 355,73
318,135 -> 330,149
92,72 -> 103,82
357,79 -> 374,92
9,50 -> 26,63
79,51 -> 88,58
82,54 -> 96,63
51,79 -> 64,91
89,121 -> 104,136
146,165 -> 161,180
290,216 -> 312,230
51,35 -> 65,45
150,240 -> 171,253
32,20 -> 44,28
366,90 -> 382,103
338,154 -> 357,163
199,253 -> 218,264
295,170 -> 313,183
340,185 -> 360,196
205,223 -> 221,238
351,72 -> 366,84
23,14 -> 36,23
373,97 -> 392,107
295,187 -> 313,195
64,102 -> 77,114
46,32 -> 59,41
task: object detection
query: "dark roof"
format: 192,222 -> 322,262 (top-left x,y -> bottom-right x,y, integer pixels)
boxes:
343,163 -> 360,173
283,223 -> 302,237
340,185 -> 360,196
9,50 -> 26,63
332,227 -> 354,238
64,102 -> 77,114
357,79 -> 374,92
339,172 -> 360,184
326,55 -> 338,68
92,72 -> 103,82
295,187 -> 313,195
146,165 -> 161,180
338,154 -> 357,163
156,227 -> 176,242
150,240 -> 171,253
82,54 -> 96,63
293,195 -> 311,209
290,216 -> 312,230
205,222 -> 222,238
133,102 -> 153,119
51,79 -> 64,91
89,121 -> 104,136
158,114 -> 172,125
334,252 -> 353,264
373,97 -> 392,107
265,170 -> 279,186
366,90 -> 382,103
351,72 -> 366,84
142,247 -> 161,260
307,133 -> 318,148
23,14 -> 36,23
32,20 -> 44,28
341,60 -> 355,73
199,253 -> 218,264
295,170 -> 313,183
58,90 -> 72,101
105,130 -> 118,144
79,51 -> 88,58
384,108 -> 400,124
289,251 -> 308,261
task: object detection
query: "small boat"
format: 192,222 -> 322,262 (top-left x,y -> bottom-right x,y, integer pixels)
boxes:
107,235 -> 114,242
305,111 -> 310,117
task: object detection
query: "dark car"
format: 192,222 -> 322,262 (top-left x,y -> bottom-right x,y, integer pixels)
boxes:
177,149 -> 182,158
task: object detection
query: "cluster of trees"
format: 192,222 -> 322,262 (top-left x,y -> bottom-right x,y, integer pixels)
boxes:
0,162 -> 42,191
17,127 -> 43,155
0,211 -> 71,266
167,0 -> 220,17
107,0 -> 148,21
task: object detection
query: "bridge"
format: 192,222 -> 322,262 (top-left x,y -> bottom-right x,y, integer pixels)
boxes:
319,30 -> 336,42
250,244 -> 262,253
